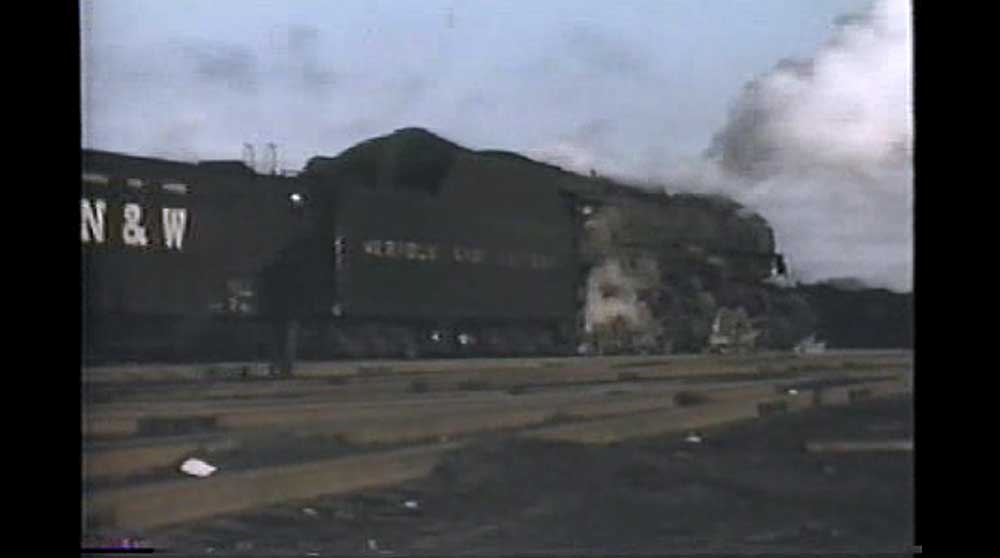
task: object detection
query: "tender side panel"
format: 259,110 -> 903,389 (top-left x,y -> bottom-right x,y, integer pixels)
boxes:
81,151 -> 312,361
334,187 -> 575,321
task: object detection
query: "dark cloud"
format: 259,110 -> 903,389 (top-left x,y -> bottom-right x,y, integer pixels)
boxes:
704,80 -> 781,180
833,12 -> 871,27
172,30 -> 338,98
285,24 -> 338,95
574,118 -> 615,144
773,57 -> 814,78
564,26 -> 649,79
298,65 -> 338,94
287,24 -> 321,52
184,43 -> 259,92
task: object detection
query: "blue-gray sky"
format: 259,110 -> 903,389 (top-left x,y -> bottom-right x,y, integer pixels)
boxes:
82,0 -> 872,165
81,0 -> 911,291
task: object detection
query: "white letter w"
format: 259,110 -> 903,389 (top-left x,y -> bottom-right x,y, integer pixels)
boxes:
162,208 -> 188,250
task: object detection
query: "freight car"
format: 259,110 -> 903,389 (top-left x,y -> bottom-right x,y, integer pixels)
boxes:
81,127 -> 787,369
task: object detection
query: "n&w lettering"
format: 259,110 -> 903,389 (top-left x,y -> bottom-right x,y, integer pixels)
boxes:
81,198 -> 107,243
162,208 -> 188,250
80,197 -> 189,251
122,203 -> 149,247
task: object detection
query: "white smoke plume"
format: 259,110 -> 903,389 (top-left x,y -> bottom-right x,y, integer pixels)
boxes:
579,208 -> 658,347
584,207 -> 663,348
582,257 -> 663,350
583,260 -> 646,331
534,0 -> 913,293
697,0 -> 913,292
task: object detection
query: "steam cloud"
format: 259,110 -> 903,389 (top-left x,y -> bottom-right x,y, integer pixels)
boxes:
537,0 -> 913,293
578,206 -> 664,350
685,0 -> 913,292
583,258 -> 663,351
584,260 -> 653,331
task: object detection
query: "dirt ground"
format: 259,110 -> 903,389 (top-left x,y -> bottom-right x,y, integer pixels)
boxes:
142,395 -> 915,556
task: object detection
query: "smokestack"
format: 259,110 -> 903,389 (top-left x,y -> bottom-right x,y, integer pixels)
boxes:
265,142 -> 278,175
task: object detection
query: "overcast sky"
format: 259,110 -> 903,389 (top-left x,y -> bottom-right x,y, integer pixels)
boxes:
81,0 -> 912,292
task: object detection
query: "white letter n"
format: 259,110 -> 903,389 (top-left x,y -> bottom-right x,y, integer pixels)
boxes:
81,198 -> 106,243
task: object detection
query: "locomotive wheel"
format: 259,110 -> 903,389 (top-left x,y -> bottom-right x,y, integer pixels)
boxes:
535,328 -> 557,355
321,326 -> 348,359
360,325 -> 392,359
422,328 -> 457,357
482,328 -> 508,356
398,327 -> 420,359
507,328 -> 537,356
337,327 -> 368,359
385,326 -> 420,359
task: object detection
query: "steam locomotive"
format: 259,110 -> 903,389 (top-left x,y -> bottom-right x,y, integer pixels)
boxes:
81,128 -> 784,368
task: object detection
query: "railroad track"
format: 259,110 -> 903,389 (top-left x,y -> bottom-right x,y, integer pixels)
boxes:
83,350 -> 911,387
82,351 -> 910,416
82,352 -> 912,535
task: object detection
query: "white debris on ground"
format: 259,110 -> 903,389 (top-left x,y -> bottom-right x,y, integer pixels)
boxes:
794,335 -> 827,354
684,433 -> 703,444
179,458 -> 217,477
